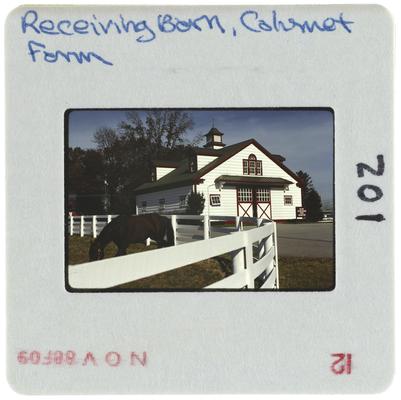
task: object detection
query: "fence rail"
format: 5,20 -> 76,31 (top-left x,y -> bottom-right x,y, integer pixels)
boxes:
68,214 -> 278,290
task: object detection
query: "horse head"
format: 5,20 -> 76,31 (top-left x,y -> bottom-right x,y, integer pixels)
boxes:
89,239 -> 104,261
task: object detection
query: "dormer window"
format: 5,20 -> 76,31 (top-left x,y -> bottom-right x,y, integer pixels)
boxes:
243,154 -> 262,176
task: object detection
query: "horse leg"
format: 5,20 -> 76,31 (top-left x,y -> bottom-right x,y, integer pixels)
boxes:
96,244 -> 105,260
116,246 -> 127,257
114,240 -> 128,257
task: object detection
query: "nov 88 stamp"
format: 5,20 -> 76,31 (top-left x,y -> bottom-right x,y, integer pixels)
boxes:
5,3 -> 393,394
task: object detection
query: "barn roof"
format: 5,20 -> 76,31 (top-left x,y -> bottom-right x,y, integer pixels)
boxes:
152,160 -> 181,168
204,127 -> 224,137
133,138 -> 301,194
215,175 -> 293,187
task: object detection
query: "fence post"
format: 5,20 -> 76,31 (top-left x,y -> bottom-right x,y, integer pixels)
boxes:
257,219 -> 266,259
146,238 -> 151,246
171,215 -> 177,246
80,216 -> 84,237
232,248 -> 245,274
273,222 -> 279,289
70,216 -> 73,236
244,236 -> 255,289
107,215 -> 112,224
92,215 -> 97,238
203,214 -> 209,240
235,216 -> 241,231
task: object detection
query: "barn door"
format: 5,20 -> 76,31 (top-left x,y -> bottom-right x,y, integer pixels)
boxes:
237,187 -> 253,217
255,188 -> 272,219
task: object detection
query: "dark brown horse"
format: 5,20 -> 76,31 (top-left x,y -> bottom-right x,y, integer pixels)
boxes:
89,213 -> 174,261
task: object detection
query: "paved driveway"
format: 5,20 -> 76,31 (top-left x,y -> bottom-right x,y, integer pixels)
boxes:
276,223 -> 334,258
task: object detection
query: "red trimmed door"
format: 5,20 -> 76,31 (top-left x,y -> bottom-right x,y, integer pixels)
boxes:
237,187 -> 272,219
237,187 -> 253,217
255,188 -> 272,219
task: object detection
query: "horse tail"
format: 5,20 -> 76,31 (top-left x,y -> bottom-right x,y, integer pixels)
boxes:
165,218 -> 175,246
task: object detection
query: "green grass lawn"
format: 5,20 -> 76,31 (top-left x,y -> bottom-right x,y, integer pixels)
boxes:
68,235 -> 231,289
278,257 -> 334,290
67,236 -> 334,290
68,235 -> 159,265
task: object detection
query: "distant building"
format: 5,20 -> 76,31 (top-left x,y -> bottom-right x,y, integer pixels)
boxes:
134,128 -> 303,220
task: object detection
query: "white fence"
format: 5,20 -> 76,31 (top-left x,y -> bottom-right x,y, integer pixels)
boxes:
68,214 -> 118,238
68,214 -> 279,290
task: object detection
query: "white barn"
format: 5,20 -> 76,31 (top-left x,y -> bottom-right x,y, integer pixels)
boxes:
134,128 -> 303,220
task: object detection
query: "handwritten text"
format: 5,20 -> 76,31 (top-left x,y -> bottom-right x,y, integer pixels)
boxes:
20,9 -> 355,66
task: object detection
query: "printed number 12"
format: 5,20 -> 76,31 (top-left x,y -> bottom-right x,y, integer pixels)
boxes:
331,353 -> 352,375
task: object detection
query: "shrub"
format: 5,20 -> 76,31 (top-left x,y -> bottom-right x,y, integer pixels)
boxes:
186,192 -> 205,215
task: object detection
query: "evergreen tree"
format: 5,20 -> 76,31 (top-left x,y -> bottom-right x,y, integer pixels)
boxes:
304,188 -> 323,222
296,170 -> 323,222
296,170 -> 313,204
186,192 -> 205,215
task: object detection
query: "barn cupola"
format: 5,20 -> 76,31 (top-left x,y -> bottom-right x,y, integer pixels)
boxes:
204,127 -> 226,149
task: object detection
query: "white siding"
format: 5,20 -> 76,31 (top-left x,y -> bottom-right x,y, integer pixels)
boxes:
137,143 -> 302,220
197,155 -> 218,170
270,186 -> 302,220
196,143 -> 302,219
136,186 -> 192,214
156,167 -> 175,180
204,186 -> 238,217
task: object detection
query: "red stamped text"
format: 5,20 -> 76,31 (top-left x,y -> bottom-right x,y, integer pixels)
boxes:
331,353 -> 352,375
17,350 -> 147,367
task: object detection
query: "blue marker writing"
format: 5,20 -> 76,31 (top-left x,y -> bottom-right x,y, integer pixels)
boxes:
240,10 -> 354,34
27,40 -> 113,66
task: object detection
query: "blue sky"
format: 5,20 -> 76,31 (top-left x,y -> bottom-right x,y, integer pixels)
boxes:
68,109 -> 333,204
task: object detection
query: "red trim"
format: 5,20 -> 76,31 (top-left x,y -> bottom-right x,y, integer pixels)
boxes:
196,138 -> 301,185
237,187 -> 253,217
239,203 -> 252,217
242,154 -> 263,176
136,138 -> 301,195
257,202 -> 271,219
249,140 -> 301,184
215,177 -> 291,186
236,186 -> 273,218
242,159 -> 248,175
